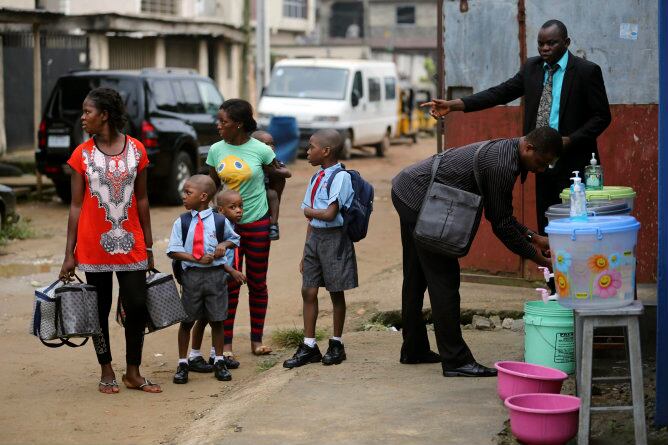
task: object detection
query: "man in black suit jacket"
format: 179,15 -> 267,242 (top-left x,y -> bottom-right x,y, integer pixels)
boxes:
424,20 -> 611,233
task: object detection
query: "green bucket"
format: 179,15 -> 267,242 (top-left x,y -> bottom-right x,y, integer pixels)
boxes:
523,301 -> 575,374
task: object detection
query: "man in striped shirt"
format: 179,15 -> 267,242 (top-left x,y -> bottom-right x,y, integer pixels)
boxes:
391,126 -> 562,377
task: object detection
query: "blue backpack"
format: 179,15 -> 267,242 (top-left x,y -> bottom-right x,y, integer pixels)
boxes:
171,211 -> 228,284
311,165 -> 374,244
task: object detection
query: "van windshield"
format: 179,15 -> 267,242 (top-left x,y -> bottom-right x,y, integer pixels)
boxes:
264,67 -> 349,100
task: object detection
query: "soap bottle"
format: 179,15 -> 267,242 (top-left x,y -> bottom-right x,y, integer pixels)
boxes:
570,171 -> 588,220
585,152 -> 603,190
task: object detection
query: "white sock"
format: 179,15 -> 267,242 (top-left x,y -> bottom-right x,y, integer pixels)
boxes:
304,337 -> 317,348
210,346 -> 216,358
178,358 -> 188,365
188,349 -> 202,359
331,336 -> 342,344
214,356 -> 225,364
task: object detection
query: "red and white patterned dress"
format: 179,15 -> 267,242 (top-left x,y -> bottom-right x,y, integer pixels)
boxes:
67,136 -> 149,272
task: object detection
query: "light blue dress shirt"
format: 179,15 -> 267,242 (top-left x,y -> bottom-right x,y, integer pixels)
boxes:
301,163 -> 354,228
166,208 -> 240,269
543,50 -> 569,130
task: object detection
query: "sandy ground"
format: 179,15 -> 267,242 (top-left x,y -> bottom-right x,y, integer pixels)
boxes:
0,138 -> 538,444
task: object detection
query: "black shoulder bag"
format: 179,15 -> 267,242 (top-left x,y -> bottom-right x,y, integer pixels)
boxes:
413,143 -> 488,258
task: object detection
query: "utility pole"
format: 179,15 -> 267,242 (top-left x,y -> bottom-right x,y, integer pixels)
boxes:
241,0 -> 250,100
255,0 -> 270,101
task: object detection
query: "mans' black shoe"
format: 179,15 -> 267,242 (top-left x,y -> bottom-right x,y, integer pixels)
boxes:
400,350 -> 442,364
283,342 -> 322,369
442,361 -> 497,377
173,363 -> 189,384
188,356 -> 214,373
322,339 -> 346,365
214,359 -> 232,381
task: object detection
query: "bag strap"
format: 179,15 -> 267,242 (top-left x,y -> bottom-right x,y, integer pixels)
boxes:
213,212 -> 227,243
179,212 -> 193,246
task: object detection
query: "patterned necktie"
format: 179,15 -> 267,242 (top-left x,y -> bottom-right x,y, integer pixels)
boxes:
535,64 -> 560,129
192,214 -> 204,260
310,170 -> 326,207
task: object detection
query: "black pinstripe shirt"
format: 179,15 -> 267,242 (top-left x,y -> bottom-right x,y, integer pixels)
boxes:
392,138 -> 537,259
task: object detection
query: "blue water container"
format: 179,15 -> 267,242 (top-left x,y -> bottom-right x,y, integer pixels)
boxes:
267,116 -> 299,164
545,216 -> 640,309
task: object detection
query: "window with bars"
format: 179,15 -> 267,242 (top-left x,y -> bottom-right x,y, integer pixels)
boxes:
141,0 -> 179,15
283,0 -> 307,19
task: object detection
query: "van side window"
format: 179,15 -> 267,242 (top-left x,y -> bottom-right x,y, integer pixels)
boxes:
368,77 -> 381,102
179,80 -> 206,114
384,77 -> 396,100
150,79 -> 178,113
353,71 -> 364,99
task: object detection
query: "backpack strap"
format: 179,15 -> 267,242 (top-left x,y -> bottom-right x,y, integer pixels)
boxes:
325,167 -> 345,198
179,212 -> 193,246
213,213 -> 227,243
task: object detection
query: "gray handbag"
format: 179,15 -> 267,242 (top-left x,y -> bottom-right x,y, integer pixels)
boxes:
117,269 -> 186,333
30,276 -> 101,348
413,143 -> 487,258
145,269 -> 187,331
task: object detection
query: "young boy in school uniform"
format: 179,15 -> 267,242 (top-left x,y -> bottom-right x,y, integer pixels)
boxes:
283,129 -> 358,369
188,189 -> 247,371
167,175 -> 240,383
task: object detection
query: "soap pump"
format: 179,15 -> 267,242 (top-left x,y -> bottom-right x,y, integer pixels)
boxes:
585,152 -> 603,190
570,171 -> 587,220
536,288 -> 558,304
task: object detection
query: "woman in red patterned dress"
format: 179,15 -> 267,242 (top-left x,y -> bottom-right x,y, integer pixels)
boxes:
59,87 -> 161,394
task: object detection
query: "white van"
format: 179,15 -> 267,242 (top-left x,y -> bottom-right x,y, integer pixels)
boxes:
257,59 -> 398,159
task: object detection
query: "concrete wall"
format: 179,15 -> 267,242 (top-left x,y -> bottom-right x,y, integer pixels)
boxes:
64,0 -> 139,15
442,0 -> 659,283
368,1 -> 436,49
0,0 -> 35,9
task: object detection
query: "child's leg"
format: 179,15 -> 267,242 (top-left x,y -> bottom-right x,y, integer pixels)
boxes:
190,319 -> 207,354
330,291 -> 346,338
178,321 -> 195,359
267,188 -> 279,225
210,320 -> 232,380
302,287 -> 319,339
269,176 -> 286,202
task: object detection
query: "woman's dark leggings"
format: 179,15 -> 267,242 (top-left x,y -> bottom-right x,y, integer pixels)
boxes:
85,270 -> 148,367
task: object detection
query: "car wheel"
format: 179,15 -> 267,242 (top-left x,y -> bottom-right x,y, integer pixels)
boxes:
54,179 -> 72,204
375,131 -> 390,157
340,131 -> 352,160
166,151 -> 193,205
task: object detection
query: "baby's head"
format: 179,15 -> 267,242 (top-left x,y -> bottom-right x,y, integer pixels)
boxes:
183,174 -> 216,210
252,130 -> 275,150
216,189 -> 244,223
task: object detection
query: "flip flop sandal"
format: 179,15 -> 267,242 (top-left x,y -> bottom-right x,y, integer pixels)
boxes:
98,379 -> 119,394
252,345 -> 273,356
122,375 -> 162,393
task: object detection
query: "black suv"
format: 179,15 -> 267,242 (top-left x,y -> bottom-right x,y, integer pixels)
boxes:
36,68 -> 224,204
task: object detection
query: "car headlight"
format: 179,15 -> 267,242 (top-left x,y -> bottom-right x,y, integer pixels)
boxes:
313,116 -> 339,123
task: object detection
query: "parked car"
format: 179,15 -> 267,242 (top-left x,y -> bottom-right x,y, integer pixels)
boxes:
36,68 -> 225,204
257,59 -> 399,159
0,184 -> 18,231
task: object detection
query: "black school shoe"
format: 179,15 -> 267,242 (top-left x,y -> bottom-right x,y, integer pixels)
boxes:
442,361 -> 497,377
269,223 -> 280,241
188,356 -> 214,373
173,363 -> 189,384
400,350 -> 442,364
322,339 -> 347,365
283,342 -> 322,369
214,360 -> 232,381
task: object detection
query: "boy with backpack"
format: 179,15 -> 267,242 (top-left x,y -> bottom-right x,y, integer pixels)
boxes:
283,129 -> 373,369
167,175 -> 240,383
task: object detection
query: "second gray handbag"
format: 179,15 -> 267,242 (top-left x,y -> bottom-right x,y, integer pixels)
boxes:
413,143 -> 488,258
55,279 -> 102,338
145,269 -> 187,332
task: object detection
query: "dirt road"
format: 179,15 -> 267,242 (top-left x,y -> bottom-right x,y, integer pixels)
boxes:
0,138 -> 536,444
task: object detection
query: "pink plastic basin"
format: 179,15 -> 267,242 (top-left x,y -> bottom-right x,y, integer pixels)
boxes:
505,393 -> 580,445
495,361 -> 568,402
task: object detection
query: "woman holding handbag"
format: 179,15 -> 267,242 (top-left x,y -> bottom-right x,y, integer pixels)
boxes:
59,87 -> 161,394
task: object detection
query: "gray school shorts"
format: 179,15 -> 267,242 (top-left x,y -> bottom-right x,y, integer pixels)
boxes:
181,267 -> 228,323
302,227 -> 358,292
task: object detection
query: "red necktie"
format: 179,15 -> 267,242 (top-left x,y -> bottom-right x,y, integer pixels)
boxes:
192,214 -> 204,259
310,170 -> 325,207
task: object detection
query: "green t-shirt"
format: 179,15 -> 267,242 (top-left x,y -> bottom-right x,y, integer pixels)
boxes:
206,137 -> 275,224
